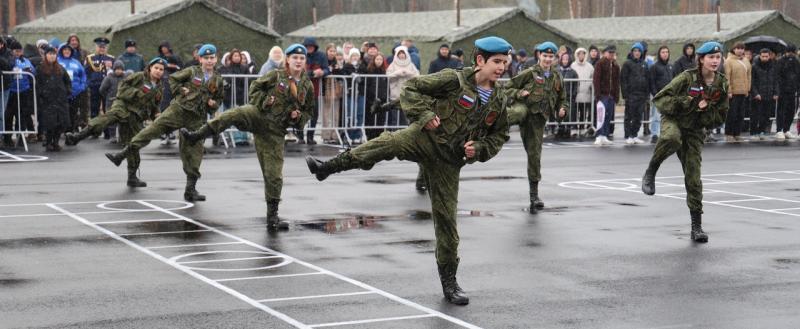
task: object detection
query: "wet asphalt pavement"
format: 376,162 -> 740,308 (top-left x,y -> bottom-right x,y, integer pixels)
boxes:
2,130 -> 800,329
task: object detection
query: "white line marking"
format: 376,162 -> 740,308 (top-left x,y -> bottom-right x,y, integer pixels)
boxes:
177,256 -> 283,265
135,200 -> 483,329
147,241 -> 245,250
0,212 -> 63,218
308,314 -> 437,328
736,174 -> 779,180
257,291 -> 375,303
770,207 -> 800,211
46,203 -> 312,329
0,150 -> 26,161
215,272 -> 325,282
714,198 -> 771,203
93,218 -> 183,225
119,229 -> 211,237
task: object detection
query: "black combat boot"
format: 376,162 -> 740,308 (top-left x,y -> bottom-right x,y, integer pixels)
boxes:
180,125 -> 213,146
127,169 -> 147,188
266,198 -> 289,231
690,211 -> 708,243
437,262 -> 469,305
105,145 -> 138,167
530,180 -> 544,213
415,169 -> 427,193
184,176 -> 206,202
306,153 -> 357,181
641,161 -> 659,195
306,131 -> 317,145
65,128 -> 92,146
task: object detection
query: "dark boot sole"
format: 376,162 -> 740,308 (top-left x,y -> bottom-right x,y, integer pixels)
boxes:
691,232 -> 709,243
445,296 -> 470,305
305,156 -> 329,181
184,194 -> 207,202
642,173 -> 656,195
127,181 -> 147,188
106,153 -> 123,167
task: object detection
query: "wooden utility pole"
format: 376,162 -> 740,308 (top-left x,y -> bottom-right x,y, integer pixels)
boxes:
611,0 -> 616,17
9,0 -> 17,31
130,0 -> 135,14
26,0 -> 36,21
266,0 -> 274,30
42,0 -> 47,20
455,0 -> 460,27
716,0 -> 721,32
312,1 -> 317,28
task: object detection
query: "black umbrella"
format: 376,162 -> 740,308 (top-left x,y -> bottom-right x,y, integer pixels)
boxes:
743,35 -> 788,53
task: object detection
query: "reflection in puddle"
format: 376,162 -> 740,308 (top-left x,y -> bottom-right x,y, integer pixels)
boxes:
300,209 -> 492,234
366,176 -> 523,185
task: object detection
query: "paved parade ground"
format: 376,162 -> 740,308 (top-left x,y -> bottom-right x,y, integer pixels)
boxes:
2,132 -> 800,329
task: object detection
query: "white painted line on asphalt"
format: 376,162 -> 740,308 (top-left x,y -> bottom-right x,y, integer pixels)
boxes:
257,291 -> 375,303
714,198 -> 772,203
177,255 -> 283,265
119,229 -> 212,237
0,150 -> 24,160
215,272 -> 325,282
46,202 -> 312,329
308,314 -> 437,328
92,218 -> 183,225
0,212 -> 62,218
136,200 -> 483,329
736,173 -> 780,181
770,207 -> 800,211
147,241 -> 245,250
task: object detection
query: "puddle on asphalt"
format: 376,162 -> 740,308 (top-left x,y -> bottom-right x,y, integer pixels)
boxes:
774,258 -> 800,264
615,202 -> 642,207
386,239 -> 435,249
366,176 -> 523,185
299,209 -> 492,234
0,278 -> 33,286
0,236 -> 112,248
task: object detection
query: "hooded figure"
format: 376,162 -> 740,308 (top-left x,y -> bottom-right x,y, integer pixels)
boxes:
620,42 -> 650,142
386,46 -> 420,101
57,44 -> 87,98
99,60 -> 130,110
672,42 -> 697,76
157,41 -> 183,74
427,43 -> 461,74
571,47 -> 594,104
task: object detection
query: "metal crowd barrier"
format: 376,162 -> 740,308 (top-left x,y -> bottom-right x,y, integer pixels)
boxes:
0,71 -> 38,152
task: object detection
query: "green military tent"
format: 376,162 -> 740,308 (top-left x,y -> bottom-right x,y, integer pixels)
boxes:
547,10 -> 800,58
286,7 -> 577,73
12,0 -> 280,65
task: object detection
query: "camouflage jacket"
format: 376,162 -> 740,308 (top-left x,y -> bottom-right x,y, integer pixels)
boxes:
168,66 -> 224,116
505,64 -> 568,120
113,71 -> 163,120
654,68 -> 729,129
400,67 -> 510,165
248,69 -> 315,130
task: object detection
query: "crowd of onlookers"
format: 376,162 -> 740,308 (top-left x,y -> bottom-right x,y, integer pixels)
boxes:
0,34 -> 798,150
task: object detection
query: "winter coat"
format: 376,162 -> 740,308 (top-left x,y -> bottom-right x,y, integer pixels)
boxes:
0,48 -> 14,89
85,52 -> 115,89
219,62 -> 250,108
558,64 -> 579,106
365,66 -> 388,104
57,44 -> 87,97
750,58 -> 778,99
672,43 -> 697,76
118,51 -> 145,72
35,64 -> 71,131
428,53 -> 462,74
648,57 -> 674,96
621,54 -> 649,100
386,46 -> 420,101
723,53 -> 751,96
157,41 -> 183,74
9,56 -> 35,93
259,59 -> 283,75
99,61 -> 129,110
775,53 -> 800,95
593,57 -> 621,102
571,48 -> 594,103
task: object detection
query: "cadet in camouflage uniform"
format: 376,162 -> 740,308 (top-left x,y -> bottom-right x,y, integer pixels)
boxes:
505,42 -> 568,214
641,41 -> 729,243
66,58 -> 166,187
106,44 -> 224,202
306,37 -> 513,305
180,44 -> 315,230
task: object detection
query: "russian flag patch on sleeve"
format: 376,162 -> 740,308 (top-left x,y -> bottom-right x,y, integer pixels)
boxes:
458,94 -> 475,108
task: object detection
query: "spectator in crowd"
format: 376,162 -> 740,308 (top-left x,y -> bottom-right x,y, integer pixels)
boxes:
66,34 -> 90,131
647,45 -> 674,143
775,44 -> 799,140
0,38 -> 13,133
556,51 -> 578,139
620,42 -> 649,144
56,43 -> 87,134
588,45 -> 600,65
386,45 -> 419,127
428,44 -> 461,74
98,61 -> 129,143
27,40 -> 47,67
343,48 -> 365,143
258,46 -> 284,75
362,42 -> 380,67
593,45 -> 620,145
320,43 -> 342,143
722,42 -> 751,142
364,52 -> 388,140
453,48 -> 465,66
750,48 -> 778,140
157,41 -> 183,144
3,40 -> 35,146
118,39 -> 144,72
400,39 -> 422,70
672,43 -> 696,75
515,49 -> 528,75
241,51 -> 257,74
520,48 -> 539,70
571,47 -> 594,136
34,45 -> 71,152
298,37 -> 329,145
85,37 -> 115,139
342,42 -> 354,61
184,43 -> 202,68
219,49 -> 251,109
66,34 -> 88,63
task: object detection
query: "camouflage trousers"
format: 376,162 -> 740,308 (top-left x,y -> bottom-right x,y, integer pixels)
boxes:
86,106 -> 144,171
207,105 -> 285,202
332,122 -> 462,267
648,117 -> 705,213
508,104 -> 547,182
129,104 -> 205,179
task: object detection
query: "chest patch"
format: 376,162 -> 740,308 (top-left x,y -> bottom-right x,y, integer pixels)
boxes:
688,86 -> 703,97
277,81 -> 287,92
458,94 -> 475,108
141,83 -> 152,94
535,75 -> 545,84
485,111 -> 498,126
192,76 -> 202,86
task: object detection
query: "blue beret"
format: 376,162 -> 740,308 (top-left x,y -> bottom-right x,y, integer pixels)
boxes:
148,57 -> 167,67
696,41 -> 723,56
474,36 -> 512,54
198,44 -> 217,57
536,41 -> 558,54
285,43 -> 308,56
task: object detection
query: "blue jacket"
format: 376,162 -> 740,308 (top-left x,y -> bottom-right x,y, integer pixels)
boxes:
9,56 -> 35,93
57,44 -> 87,97
117,52 -> 145,72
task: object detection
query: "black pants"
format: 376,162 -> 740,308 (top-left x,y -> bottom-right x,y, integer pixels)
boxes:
751,99 -> 775,135
776,93 -> 798,133
46,127 -> 64,147
624,95 -> 647,138
4,90 -> 34,132
725,95 -> 747,136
